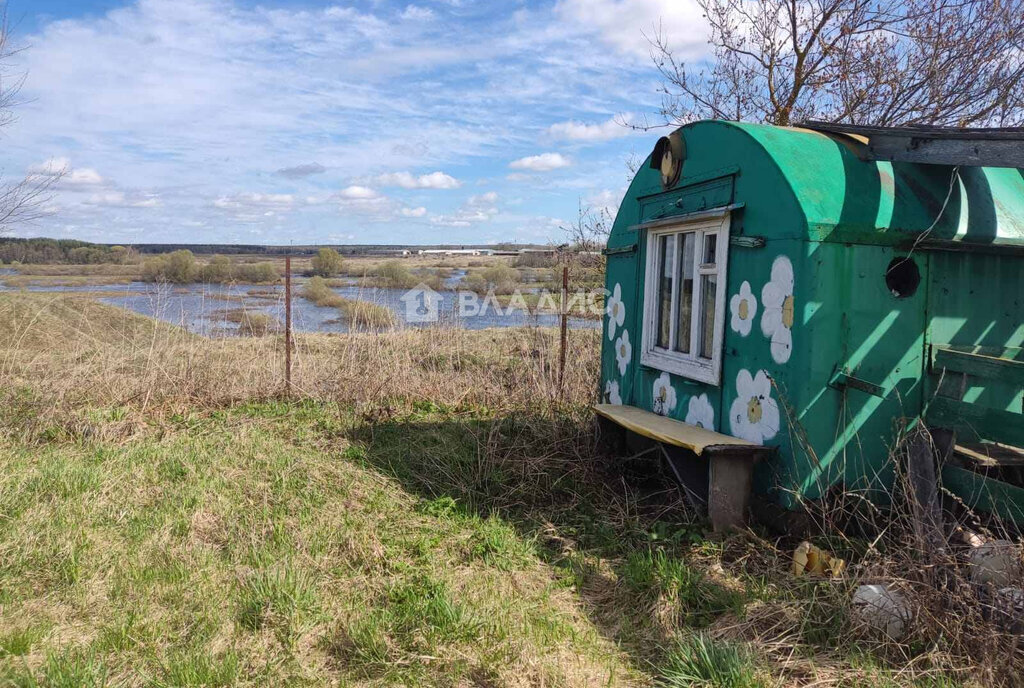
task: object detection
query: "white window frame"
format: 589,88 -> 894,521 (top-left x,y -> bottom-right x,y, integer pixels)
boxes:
640,214 -> 730,385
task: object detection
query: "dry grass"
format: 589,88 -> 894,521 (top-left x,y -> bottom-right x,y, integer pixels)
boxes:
0,292 -> 595,432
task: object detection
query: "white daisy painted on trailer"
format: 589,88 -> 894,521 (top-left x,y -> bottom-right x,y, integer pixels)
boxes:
604,380 -> 622,405
606,283 -> 625,341
685,393 -> 715,430
729,280 -> 758,336
729,369 -> 780,445
614,330 -> 632,376
761,255 -> 795,363
652,372 -> 677,416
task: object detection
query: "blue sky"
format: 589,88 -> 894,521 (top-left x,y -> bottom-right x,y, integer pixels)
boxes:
6,0 -> 708,245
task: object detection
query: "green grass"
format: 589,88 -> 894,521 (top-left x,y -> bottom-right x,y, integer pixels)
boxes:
0,628 -> 46,658
0,404 -> 631,685
660,633 -> 765,688
621,549 -> 745,627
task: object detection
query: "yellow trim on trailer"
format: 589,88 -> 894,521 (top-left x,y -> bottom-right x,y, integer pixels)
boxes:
593,403 -> 756,456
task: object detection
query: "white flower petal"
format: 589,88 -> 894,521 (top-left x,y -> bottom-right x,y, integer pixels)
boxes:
770,255 -> 794,293
761,282 -> 785,310
729,396 -> 758,443
752,369 -> 773,398
729,288 -> 755,336
761,305 -> 783,337
739,281 -> 754,301
615,330 -> 632,376
606,283 -> 626,338
652,372 -> 677,415
604,380 -> 622,405
735,368 -> 755,399
731,310 -> 744,336
685,393 -> 715,430
770,324 -> 792,364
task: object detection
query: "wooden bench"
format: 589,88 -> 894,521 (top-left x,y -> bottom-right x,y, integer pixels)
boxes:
593,404 -> 773,531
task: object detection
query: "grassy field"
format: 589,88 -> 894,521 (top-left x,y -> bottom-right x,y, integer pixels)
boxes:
0,293 -> 1019,687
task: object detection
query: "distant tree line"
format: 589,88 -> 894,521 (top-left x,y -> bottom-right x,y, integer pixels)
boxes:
140,250 -> 279,284
0,238 -> 135,265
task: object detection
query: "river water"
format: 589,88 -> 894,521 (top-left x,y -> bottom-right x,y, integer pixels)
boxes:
1,276 -> 600,336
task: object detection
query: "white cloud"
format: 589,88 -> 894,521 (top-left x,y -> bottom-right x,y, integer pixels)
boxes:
28,157 -> 70,177
554,0 -> 707,59
84,191 -> 161,208
27,158 -> 104,186
339,185 -> 378,200
431,191 -> 499,226
213,193 -> 295,210
586,188 -> 625,217
401,206 -> 428,217
374,171 -> 461,189
508,153 -> 571,172
65,168 -> 105,186
401,5 -> 435,21
473,191 -> 499,204
549,115 -> 634,141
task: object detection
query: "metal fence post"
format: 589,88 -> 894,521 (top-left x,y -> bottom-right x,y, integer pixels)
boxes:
558,265 -> 568,398
285,255 -> 292,396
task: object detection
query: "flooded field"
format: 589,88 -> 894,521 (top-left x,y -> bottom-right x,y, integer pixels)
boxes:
0,278 -> 600,335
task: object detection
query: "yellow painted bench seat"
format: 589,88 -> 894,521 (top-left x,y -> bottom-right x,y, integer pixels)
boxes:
593,404 -> 759,456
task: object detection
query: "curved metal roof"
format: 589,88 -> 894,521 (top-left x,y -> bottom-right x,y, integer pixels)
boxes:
612,120 -> 1024,248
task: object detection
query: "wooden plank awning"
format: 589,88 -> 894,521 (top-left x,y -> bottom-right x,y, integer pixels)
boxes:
593,403 -> 765,457
800,121 -> 1024,168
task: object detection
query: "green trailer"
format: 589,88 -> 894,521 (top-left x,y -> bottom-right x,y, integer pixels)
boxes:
598,120 -> 1024,528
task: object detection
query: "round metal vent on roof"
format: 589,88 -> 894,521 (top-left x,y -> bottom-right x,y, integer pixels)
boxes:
650,132 -> 685,189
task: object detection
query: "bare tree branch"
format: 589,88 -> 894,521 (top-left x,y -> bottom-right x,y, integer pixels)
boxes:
0,6 -> 59,236
652,0 -> 1024,127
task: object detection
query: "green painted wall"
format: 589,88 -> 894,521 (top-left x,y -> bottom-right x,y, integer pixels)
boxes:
601,120 -> 1024,509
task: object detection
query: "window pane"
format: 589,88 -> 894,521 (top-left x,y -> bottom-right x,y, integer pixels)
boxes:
699,273 -> 717,358
673,233 -> 695,353
703,233 -> 717,264
656,234 -> 675,349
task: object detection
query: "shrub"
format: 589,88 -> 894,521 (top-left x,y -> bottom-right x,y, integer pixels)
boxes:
200,255 -> 232,283
463,263 -> 520,295
140,250 -> 197,283
146,254 -> 278,284
375,261 -> 417,289
311,248 -> 344,277
301,276 -> 344,308
232,261 -> 279,283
